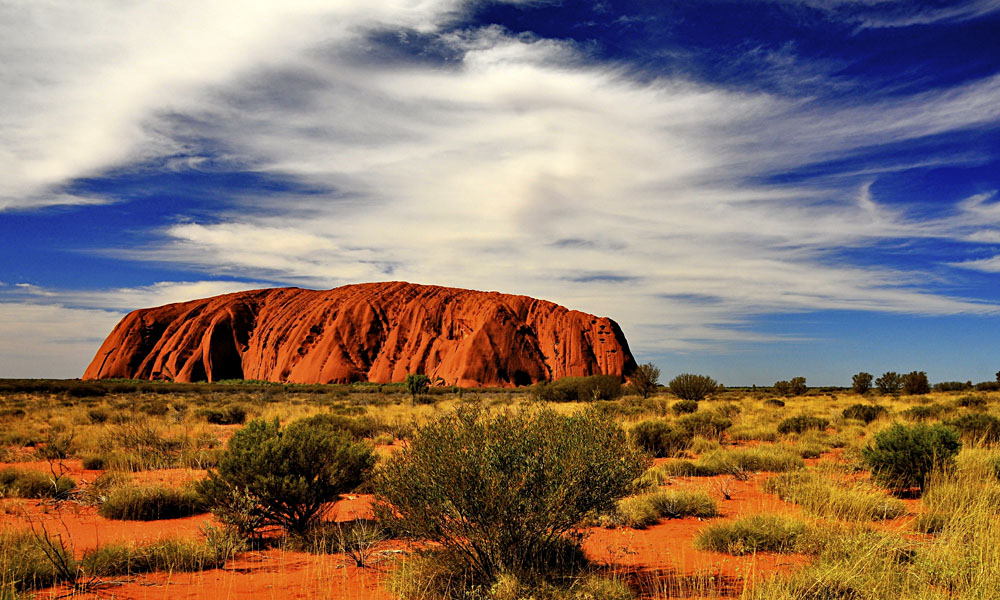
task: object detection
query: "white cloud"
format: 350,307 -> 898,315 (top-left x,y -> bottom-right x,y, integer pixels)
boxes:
949,255 -> 1000,273
2,1 -> 1000,369
0,303 -> 124,378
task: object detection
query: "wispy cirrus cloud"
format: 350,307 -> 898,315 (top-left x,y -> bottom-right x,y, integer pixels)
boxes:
1,1 -> 999,366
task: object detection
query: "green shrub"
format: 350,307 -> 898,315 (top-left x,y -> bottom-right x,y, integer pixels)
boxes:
842,404 -> 888,424
81,455 -> 107,470
197,417 -> 375,536
902,371 -> 930,395
668,374 -> 718,401
945,413 -> 1000,444
957,395 -> 987,409
99,483 -> 206,520
763,398 -> 785,408
902,403 -> 947,421
671,400 -> 699,415
852,372 -> 874,394
0,468 -> 74,499
631,363 -> 660,399
293,413 -> 386,440
630,420 -> 693,458
676,411 -> 732,439
694,514 -> 808,555
373,404 -> 648,586
195,404 -> 247,425
876,372 -> 902,395
531,375 -> 624,403
405,373 -> 431,400
88,407 -> 111,423
862,423 -> 961,493
777,415 -> 829,435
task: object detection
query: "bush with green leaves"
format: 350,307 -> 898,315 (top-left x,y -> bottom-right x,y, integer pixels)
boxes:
630,420 -> 693,458
957,394 -> 987,409
675,411 -> 732,440
852,372 -> 874,394
630,363 -> 660,399
902,371 -> 930,395
405,373 -> 430,399
876,372 -> 903,395
902,403 -> 947,421
842,404 -> 887,424
197,417 -> 375,537
195,404 -> 247,425
777,415 -> 829,435
373,404 -> 648,586
668,374 -> 718,401
862,423 -> 961,494
945,413 -> 1000,444
531,375 -> 623,403
671,400 -> 699,415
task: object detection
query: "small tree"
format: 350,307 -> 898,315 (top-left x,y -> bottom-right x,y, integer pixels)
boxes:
875,372 -> 903,395
995,370 -> 999,384
789,377 -> 807,396
197,418 -> 374,537
862,423 -> 960,494
773,380 -> 793,396
902,371 -> 930,395
405,373 -> 430,400
852,372 -> 873,395
668,373 -> 718,401
373,404 -> 648,585
631,363 -> 660,399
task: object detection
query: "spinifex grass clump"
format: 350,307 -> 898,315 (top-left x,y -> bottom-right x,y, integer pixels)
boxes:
615,489 -> 718,528
862,423 -> 961,494
763,470 -> 906,521
0,468 -> 74,499
0,529 -> 74,593
694,514 -> 809,555
630,419 -> 693,457
80,530 -> 243,576
98,483 -> 206,521
777,415 -> 829,435
660,445 -> 804,477
374,404 -> 648,592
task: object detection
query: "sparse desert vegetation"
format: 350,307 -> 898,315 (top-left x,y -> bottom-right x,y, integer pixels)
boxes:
0,376 -> 999,599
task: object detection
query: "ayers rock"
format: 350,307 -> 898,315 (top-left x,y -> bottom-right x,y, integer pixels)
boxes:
83,282 -> 636,387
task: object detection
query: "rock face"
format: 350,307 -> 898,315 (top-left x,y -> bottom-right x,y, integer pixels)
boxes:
83,282 -> 636,387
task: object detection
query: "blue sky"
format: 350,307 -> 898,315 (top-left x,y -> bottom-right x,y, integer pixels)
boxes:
1,0 -> 999,385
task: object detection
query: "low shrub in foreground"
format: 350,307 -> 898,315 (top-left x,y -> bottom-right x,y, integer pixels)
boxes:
777,415 -> 829,435
373,404 -> 648,587
197,417 -> 375,537
862,423 -> 961,494
694,514 -> 809,555
98,483 -> 206,521
0,468 -> 74,499
630,420 -> 693,458
615,489 -> 718,528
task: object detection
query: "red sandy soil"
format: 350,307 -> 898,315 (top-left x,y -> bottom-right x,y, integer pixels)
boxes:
2,449 -> 921,599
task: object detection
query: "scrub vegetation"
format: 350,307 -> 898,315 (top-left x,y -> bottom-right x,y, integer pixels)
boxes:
0,375 -> 998,599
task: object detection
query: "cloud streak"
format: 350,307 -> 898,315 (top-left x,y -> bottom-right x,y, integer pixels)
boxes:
2,1 -> 999,365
